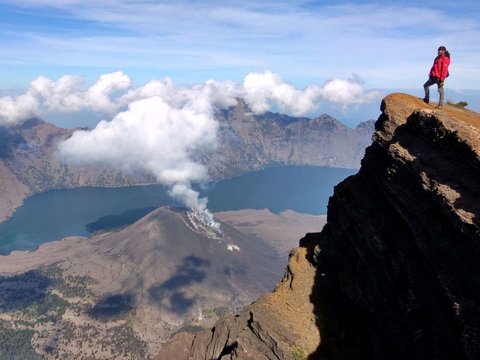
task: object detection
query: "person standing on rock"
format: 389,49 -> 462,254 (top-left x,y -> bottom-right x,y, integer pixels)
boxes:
423,46 -> 450,107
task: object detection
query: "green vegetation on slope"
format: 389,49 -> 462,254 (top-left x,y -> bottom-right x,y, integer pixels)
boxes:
0,320 -> 42,360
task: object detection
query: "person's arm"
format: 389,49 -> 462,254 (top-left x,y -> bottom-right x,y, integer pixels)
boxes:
439,58 -> 448,82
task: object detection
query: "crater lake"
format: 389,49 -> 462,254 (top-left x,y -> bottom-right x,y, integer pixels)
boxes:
0,166 -> 356,255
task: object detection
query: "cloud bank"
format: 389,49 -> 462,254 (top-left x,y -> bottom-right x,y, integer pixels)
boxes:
2,71 -> 380,220
0,71 -> 380,125
0,71 -> 131,125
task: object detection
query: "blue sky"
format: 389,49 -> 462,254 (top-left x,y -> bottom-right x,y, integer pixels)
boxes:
0,0 -> 479,126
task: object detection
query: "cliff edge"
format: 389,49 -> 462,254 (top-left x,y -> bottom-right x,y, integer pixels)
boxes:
158,94 -> 480,359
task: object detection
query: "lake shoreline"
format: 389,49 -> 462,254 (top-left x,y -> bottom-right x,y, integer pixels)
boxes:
0,166 -> 354,255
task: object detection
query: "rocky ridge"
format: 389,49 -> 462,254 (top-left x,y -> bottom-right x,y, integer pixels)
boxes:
204,100 -> 373,179
162,94 -> 480,359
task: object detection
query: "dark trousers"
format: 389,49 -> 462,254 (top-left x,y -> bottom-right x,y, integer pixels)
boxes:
423,76 -> 445,105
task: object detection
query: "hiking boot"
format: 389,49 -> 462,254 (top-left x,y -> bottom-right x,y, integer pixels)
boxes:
423,98 -> 429,104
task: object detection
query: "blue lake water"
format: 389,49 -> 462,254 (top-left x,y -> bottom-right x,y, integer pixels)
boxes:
0,166 -> 356,255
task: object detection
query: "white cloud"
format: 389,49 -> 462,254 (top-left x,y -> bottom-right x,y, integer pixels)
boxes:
243,71 -> 308,115
0,70 -> 380,126
30,75 -> 85,112
0,71 -> 132,125
85,71 -> 131,112
0,92 -> 38,125
58,92 -> 218,217
120,77 -> 240,111
243,71 -> 381,115
120,77 -> 175,104
319,78 -> 381,107
29,71 -> 130,113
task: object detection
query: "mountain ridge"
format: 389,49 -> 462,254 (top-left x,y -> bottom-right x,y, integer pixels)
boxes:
205,100 -> 372,179
0,102 -> 374,222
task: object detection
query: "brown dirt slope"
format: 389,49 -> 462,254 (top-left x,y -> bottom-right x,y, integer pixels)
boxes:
0,208 -> 324,359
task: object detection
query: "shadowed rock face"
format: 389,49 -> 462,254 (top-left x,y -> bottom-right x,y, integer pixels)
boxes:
304,94 -> 480,360
163,94 -> 480,359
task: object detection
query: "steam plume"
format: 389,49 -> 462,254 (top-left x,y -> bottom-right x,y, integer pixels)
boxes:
58,93 -> 217,220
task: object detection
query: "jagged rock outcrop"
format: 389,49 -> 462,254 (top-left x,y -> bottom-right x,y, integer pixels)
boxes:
156,246 -> 319,360
162,94 -> 480,359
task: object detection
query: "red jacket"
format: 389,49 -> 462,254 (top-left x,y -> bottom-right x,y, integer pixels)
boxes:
429,54 -> 450,82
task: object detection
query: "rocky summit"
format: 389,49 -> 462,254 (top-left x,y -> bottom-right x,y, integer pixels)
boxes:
161,94 -> 480,359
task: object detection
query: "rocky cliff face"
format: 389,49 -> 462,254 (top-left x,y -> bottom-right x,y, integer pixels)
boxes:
205,100 -> 373,179
162,94 -> 480,359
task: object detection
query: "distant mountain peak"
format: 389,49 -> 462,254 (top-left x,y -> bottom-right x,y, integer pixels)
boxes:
14,117 -> 44,129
